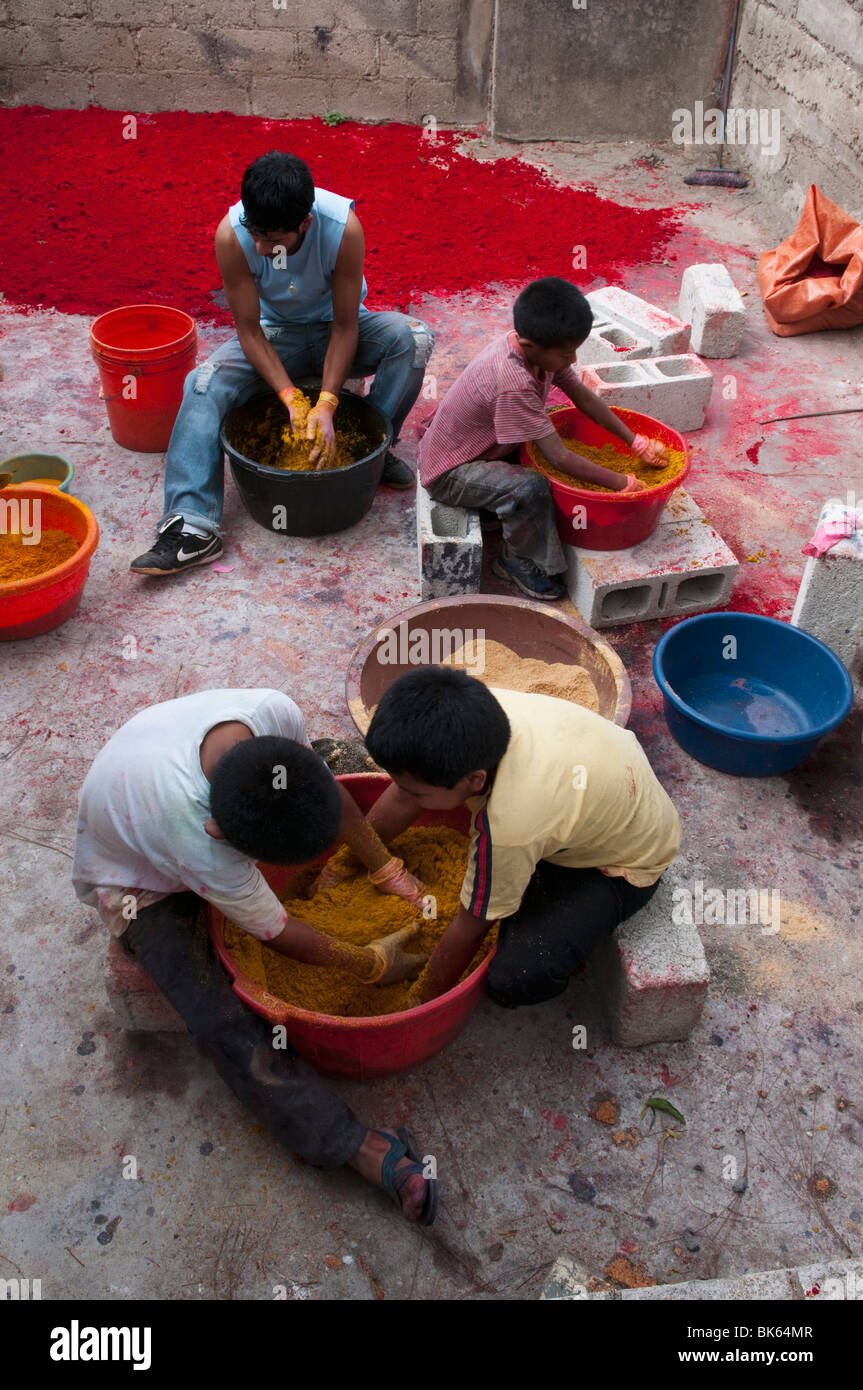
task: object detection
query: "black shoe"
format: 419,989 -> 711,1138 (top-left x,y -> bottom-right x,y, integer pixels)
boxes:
492,552 -> 567,601
379,452 -> 415,490
130,515 -> 223,575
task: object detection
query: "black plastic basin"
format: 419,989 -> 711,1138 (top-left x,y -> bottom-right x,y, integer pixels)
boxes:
221,386 -> 392,537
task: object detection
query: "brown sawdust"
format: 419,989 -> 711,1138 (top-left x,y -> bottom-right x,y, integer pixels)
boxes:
0,528 -> 78,582
527,437 -> 685,491
442,638 -> 600,711
225,390 -> 377,472
223,826 -> 496,1018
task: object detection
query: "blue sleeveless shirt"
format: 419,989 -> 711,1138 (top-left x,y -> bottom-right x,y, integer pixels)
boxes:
228,187 -> 369,325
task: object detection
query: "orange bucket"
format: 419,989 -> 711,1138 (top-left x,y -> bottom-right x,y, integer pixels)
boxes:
90,304 -> 197,452
0,485 -> 99,640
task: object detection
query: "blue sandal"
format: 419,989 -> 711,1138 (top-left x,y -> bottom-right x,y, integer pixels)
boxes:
374,1127 -> 438,1227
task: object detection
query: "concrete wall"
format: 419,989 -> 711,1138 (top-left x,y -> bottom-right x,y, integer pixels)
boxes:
730,0 -> 863,235
0,0 -> 492,125
491,0 -> 736,142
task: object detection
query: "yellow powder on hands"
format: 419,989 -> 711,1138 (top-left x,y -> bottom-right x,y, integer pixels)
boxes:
223,826 -> 496,1018
225,390 -> 379,473
442,637 -> 599,712
527,438 -> 686,492
0,528 -> 79,582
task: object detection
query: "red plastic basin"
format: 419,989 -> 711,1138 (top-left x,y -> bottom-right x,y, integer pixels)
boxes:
0,485 -> 99,641
520,405 -> 689,550
209,773 -> 494,1080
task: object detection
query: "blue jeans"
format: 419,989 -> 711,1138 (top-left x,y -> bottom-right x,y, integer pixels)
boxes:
162,311 -> 434,533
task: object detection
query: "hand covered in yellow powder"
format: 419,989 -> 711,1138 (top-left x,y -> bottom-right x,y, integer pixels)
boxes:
363,926 -> 428,986
368,856 -> 431,909
306,398 -> 337,468
630,433 -> 668,467
313,852 -> 362,895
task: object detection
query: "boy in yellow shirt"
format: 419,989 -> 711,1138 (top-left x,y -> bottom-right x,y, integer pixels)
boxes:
363,667 -> 681,1005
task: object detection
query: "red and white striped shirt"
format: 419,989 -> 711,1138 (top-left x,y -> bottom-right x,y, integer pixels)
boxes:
417,330 -> 581,487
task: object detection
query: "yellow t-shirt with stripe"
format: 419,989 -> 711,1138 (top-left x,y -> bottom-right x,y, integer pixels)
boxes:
461,687 -> 681,920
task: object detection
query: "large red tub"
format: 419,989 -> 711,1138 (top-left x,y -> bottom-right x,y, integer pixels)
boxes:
520,405 -> 689,550
209,773 -> 493,1080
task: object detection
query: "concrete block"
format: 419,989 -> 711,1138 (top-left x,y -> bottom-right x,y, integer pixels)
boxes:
678,263 -> 746,358
586,286 -> 691,355
416,480 -> 482,600
791,498 -> 863,670
541,1254 -> 863,1301
578,354 -> 714,432
106,938 -> 186,1033
576,316 -> 653,368
590,866 -> 710,1047
565,490 -> 738,627
379,34 -> 458,83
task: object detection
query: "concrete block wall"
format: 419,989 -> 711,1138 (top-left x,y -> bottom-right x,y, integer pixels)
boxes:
0,0 -> 492,123
729,0 -> 863,236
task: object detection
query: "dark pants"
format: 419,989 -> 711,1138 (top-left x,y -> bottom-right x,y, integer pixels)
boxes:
427,454 -> 567,576
122,893 -> 366,1168
487,863 -> 660,1007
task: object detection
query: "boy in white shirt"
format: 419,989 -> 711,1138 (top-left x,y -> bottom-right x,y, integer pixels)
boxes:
73,687 -> 437,1225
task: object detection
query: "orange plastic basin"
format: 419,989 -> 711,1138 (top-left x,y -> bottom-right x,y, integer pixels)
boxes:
209,773 -> 494,1080
521,405 -> 689,550
0,485 -> 99,641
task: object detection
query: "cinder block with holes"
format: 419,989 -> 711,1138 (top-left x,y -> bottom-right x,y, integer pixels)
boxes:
106,937 -> 186,1032
586,286 -> 691,356
590,865 -> 710,1047
578,354 -> 714,431
678,262 -> 746,358
576,314 -> 653,367
564,489 -> 738,627
417,479 -> 483,599
791,498 -> 863,671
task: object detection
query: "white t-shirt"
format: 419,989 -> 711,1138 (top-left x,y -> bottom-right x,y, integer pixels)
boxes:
72,688 -> 314,941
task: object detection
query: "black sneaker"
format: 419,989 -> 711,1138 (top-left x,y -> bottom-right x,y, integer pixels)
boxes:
379,452 -> 415,490
130,515 -> 222,575
492,552 -> 567,601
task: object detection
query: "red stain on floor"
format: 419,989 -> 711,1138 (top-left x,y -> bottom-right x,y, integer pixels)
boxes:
8,1193 -> 38,1212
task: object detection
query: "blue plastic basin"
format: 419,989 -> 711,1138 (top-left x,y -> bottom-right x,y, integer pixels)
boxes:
653,613 -> 853,777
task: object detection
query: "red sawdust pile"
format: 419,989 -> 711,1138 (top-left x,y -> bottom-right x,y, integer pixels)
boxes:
0,107 -> 684,321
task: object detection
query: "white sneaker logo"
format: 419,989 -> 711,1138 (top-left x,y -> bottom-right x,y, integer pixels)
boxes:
177,545 -> 208,562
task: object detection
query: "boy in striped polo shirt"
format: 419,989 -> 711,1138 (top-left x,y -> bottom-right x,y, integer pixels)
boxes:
418,277 -> 667,601
363,668 -> 681,1008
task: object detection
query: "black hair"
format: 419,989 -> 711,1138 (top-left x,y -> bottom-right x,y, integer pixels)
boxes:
365,668 -> 511,789
513,277 -> 593,347
240,151 -> 315,235
209,737 -> 341,863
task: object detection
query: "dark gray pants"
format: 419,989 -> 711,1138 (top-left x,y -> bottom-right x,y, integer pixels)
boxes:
123,893 -> 366,1168
427,454 -> 567,575
487,863 -> 661,1007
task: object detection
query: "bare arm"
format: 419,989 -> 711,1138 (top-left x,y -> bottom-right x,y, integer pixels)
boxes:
214,215 -> 296,396
535,429 -> 631,491
411,906 -> 491,1004
320,210 -> 364,397
265,910 -> 376,975
364,781 -> 424,844
557,374 -> 637,447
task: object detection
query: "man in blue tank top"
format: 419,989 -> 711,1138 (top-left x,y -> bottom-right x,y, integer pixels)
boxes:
131,151 -> 434,574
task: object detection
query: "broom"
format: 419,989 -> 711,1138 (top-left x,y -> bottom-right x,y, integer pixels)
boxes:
685,0 -> 749,189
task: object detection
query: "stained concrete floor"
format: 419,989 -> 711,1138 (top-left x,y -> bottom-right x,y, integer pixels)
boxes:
1,138 -> 861,1301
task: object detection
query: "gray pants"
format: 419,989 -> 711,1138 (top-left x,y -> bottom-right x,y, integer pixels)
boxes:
427,455 -> 566,575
